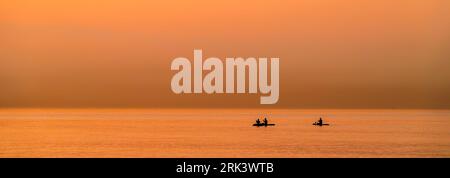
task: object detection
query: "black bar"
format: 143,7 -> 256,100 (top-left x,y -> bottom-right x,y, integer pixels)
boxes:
0,158 -> 447,177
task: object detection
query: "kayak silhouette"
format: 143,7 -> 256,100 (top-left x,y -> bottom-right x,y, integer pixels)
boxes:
313,117 -> 330,126
253,118 -> 275,127
313,122 -> 330,126
253,123 -> 275,127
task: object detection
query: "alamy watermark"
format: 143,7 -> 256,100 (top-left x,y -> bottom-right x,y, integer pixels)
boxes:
171,49 -> 279,104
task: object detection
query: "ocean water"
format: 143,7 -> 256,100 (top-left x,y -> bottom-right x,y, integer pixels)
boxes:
0,109 -> 449,157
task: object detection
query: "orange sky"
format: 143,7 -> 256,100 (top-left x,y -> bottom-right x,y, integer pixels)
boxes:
1,0 -> 449,108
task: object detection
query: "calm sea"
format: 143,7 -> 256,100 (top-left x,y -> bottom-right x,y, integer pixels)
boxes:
1,109 -> 449,157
